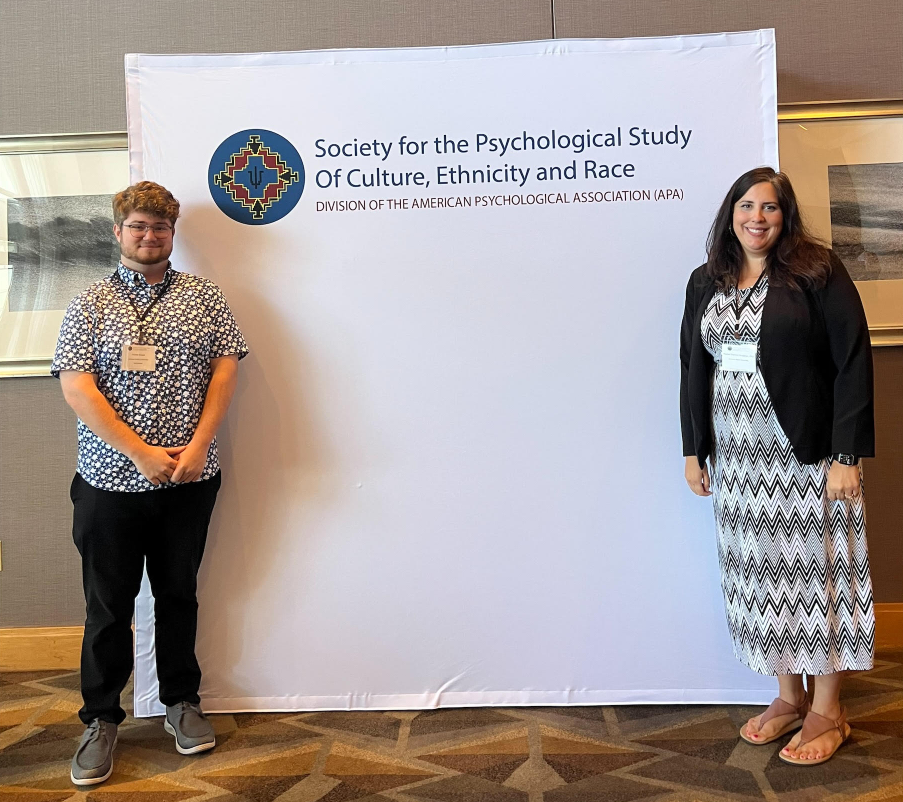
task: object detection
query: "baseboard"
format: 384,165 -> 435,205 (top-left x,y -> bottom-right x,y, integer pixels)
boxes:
0,611 -> 901,674
876,603 -> 903,652
0,626 -> 82,672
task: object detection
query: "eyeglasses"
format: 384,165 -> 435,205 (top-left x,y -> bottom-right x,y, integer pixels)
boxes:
122,223 -> 173,237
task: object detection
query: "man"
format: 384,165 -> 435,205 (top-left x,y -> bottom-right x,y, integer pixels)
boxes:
52,181 -> 248,786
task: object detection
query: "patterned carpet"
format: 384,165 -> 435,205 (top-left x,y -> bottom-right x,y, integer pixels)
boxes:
3,653 -> 903,801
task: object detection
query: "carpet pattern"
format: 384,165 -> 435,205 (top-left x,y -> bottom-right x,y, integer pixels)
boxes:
3,652 -> 903,801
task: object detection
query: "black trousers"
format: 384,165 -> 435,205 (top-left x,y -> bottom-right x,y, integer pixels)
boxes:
71,471 -> 221,725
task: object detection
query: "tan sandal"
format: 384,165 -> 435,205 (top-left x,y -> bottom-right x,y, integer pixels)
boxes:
740,695 -> 809,745
779,708 -> 850,765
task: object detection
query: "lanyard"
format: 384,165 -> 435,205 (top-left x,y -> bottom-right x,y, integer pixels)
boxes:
114,269 -> 172,344
733,269 -> 767,339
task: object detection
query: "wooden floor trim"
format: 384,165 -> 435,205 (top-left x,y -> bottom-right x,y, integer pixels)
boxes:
1,609 -> 901,673
0,626 -> 83,671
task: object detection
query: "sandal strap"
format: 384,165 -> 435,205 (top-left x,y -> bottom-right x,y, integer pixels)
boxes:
797,708 -> 847,749
759,695 -> 808,727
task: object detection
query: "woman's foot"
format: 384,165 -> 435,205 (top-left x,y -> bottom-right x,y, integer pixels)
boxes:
780,708 -> 850,764
741,695 -> 808,744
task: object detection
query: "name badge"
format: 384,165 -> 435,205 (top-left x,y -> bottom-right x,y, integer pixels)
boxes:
121,342 -> 156,372
721,340 -> 757,373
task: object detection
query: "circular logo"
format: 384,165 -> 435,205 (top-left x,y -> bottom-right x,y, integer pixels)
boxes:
208,129 -> 305,225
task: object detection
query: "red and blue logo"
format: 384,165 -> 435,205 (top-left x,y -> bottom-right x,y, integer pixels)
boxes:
208,130 -> 304,225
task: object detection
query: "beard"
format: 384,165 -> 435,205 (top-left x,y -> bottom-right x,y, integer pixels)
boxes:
121,242 -> 172,266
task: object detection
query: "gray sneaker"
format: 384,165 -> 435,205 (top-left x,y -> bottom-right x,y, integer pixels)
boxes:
164,702 -> 216,754
71,719 -> 117,786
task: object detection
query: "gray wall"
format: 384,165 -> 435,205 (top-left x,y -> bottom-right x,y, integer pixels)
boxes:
1,1 -> 902,626
0,379 -> 82,625
554,1 -> 903,105
0,0 -> 551,136
1,0 -> 901,135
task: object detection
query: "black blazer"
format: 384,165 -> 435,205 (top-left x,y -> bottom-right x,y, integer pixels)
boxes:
680,252 -> 874,466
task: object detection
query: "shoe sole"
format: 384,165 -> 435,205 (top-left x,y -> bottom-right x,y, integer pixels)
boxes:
70,736 -> 117,786
164,719 -> 216,755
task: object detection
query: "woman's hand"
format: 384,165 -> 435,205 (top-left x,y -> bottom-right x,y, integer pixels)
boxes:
827,461 -> 861,502
685,456 -> 712,496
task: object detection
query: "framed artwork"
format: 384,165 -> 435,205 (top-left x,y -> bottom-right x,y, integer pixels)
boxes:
0,132 -> 128,377
778,100 -> 903,346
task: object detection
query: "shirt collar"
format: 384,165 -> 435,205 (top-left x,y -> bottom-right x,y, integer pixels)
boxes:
116,262 -> 174,291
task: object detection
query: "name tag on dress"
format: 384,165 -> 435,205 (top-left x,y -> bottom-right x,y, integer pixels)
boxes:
721,340 -> 757,373
121,343 -> 156,372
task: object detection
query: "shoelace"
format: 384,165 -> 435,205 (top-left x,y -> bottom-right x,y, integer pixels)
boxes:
79,719 -> 111,758
175,702 -> 207,722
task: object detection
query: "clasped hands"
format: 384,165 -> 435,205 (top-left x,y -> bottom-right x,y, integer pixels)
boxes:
131,439 -> 209,485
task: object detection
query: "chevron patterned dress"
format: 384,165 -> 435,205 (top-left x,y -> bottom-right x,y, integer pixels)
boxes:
702,276 -> 875,675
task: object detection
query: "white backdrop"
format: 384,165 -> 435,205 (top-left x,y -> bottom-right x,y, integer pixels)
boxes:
127,32 -> 779,714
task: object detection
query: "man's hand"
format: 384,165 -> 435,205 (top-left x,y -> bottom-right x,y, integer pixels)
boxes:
132,444 -> 186,486
827,461 -> 861,502
685,455 -> 712,496
170,439 -> 209,484
166,354 -> 239,484
60,371 -> 183,484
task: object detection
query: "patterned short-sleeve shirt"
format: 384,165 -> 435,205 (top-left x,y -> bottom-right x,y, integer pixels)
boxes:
51,263 -> 249,492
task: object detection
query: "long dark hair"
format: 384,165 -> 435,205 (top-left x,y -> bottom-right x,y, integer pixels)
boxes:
705,167 -> 832,290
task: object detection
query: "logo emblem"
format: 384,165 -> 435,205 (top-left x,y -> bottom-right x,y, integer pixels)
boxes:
208,130 -> 305,225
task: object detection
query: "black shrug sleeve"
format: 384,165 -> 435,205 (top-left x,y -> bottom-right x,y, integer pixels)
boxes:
818,253 -> 875,457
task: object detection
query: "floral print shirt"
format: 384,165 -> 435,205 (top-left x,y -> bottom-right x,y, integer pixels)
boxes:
51,263 -> 248,491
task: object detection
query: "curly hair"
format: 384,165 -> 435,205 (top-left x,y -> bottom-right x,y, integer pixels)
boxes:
705,167 -> 832,291
112,181 -> 180,227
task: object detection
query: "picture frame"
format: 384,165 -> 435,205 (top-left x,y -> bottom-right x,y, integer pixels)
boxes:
0,132 -> 128,378
778,100 -> 903,346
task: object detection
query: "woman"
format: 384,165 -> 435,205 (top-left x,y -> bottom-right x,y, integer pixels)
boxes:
679,167 -> 875,765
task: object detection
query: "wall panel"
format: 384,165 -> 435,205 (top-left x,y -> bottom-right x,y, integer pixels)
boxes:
867,347 -> 903,604
554,0 -> 903,103
0,0 -> 553,136
0,378 -> 82,627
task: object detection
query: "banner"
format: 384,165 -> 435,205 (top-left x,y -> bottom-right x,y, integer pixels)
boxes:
127,31 -> 778,714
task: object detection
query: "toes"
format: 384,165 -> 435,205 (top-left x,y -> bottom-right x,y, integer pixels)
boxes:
793,737 -> 835,761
